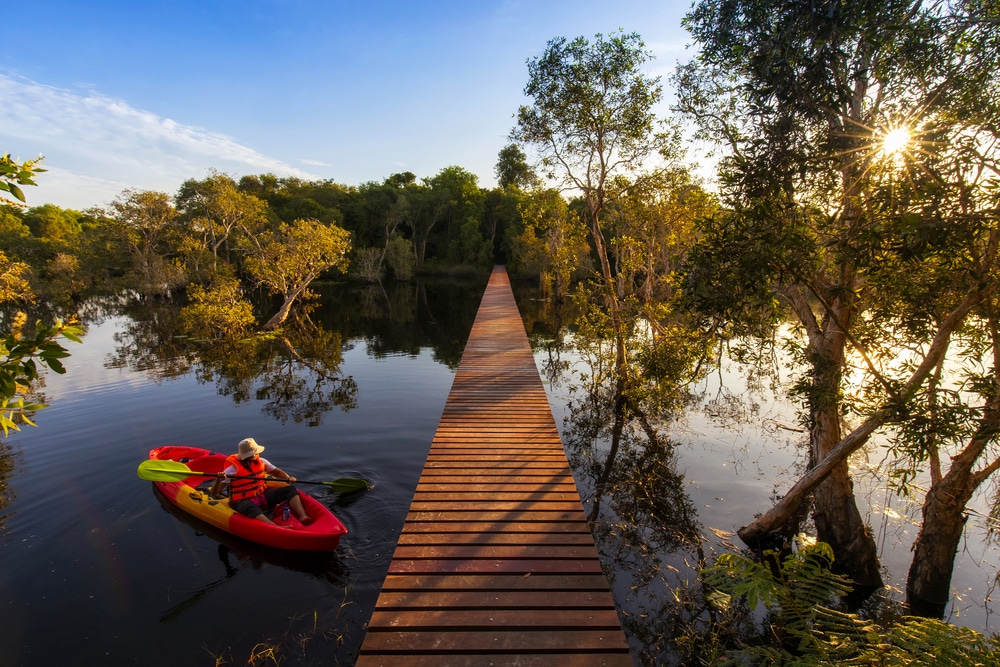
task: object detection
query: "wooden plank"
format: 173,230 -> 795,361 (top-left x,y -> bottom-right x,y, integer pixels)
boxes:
388,545 -> 601,559
399,521 -> 593,534
356,655 -> 633,667
368,609 -> 624,628
373,591 -> 618,608
397,533 -> 597,546
378,573 -> 614,591
360,629 -> 631,652
386,559 -> 605,575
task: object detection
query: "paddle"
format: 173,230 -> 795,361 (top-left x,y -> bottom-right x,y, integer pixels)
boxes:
137,459 -> 372,493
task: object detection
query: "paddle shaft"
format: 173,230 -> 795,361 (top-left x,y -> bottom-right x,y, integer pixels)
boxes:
200,470 -> 320,486
137,459 -> 370,492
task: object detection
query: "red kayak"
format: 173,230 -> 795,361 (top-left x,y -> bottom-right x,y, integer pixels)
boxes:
148,445 -> 347,552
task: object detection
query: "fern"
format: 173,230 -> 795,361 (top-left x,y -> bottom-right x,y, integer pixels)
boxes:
699,542 -> 1000,666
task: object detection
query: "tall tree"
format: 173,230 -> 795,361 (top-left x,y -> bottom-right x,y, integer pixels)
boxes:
512,31 -> 675,378
677,0 -> 1000,594
105,189 -> 186,297
495,143 -> 538,191
176,171 -> 269,269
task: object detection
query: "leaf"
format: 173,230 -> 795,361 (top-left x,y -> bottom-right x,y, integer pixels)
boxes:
7,182 -> 25,203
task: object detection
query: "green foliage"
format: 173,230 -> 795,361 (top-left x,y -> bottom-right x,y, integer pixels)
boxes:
510,189 -> 588,298
699,543 -> 1000,665
0,250 -> 33,304
243,218 -> 352,330
513,31 -> 671,193
384,236 -> 415,281
495,143 -> 538,190
180,276 -> 255,338
0,153 -> 45,207
106,189 -> 187,296
0,316 -> 83,435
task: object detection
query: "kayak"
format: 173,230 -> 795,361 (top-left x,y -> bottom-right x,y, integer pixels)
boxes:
148,445 -> 348,552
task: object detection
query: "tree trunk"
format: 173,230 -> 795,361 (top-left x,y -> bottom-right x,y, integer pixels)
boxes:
806,317 -> 884,589
907,402 -> 1000,616
812,462 -> 883,589
906,476 -> 972,617
263,283 -> 310,331
739,288 -> 988,561
262,295 -> 295,331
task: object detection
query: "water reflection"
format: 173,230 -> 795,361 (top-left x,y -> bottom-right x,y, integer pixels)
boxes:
561,379 -> 709,664
153,485 -> 351,621
99,277 -> 494,428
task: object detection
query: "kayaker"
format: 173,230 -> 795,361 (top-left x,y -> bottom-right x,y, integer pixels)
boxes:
210,437 -> 313,525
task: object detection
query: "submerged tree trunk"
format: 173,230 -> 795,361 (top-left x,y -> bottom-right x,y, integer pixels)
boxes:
809,337 -> 884,589
812,463 -> 883,589
907,403 -> 1000,616
906,476 -> 973,617
783,287 -> 885,589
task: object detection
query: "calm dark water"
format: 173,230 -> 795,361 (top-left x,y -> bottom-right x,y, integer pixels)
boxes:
0,278 -> 486,667
1,276 -> 996,667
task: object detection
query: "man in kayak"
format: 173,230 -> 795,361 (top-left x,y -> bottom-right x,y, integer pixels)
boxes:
210,437 -> 313,525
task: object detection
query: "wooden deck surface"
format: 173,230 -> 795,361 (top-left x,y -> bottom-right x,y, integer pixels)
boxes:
356,266 -> 632,666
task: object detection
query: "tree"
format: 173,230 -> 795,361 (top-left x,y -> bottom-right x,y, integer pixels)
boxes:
0,251 -> 32,305
512,31 -> 676,377
176,171 -> 269,273
677,0 -> 1000,595
180,276 -> 255,338
418,166 -> 487,268
510,189 -> 588,299
105,189 -> 186,296
495,143 -> 538,190
242,218 -> 351,331
23,204 -> 82,246
0,154 -> 81,436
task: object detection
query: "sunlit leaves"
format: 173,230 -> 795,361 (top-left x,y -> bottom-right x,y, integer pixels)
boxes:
180,276 -> 256,338
242,218 -> 352,330
513,31 -> 671,196
0,153 -> 45,207
0,318 -> 83,435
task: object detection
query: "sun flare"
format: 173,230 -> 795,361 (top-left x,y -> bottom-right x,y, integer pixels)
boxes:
881,127 -> 911,156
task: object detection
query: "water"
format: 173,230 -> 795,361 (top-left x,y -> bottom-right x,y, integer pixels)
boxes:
1,277 -> 997,667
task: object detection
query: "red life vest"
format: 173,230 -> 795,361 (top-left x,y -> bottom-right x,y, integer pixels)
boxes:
225,454 -> 268,501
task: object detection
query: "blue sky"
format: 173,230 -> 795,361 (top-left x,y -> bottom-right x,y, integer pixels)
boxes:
2,1 -> 695,211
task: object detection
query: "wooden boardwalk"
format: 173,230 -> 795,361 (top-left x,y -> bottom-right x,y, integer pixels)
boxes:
356,266 -> 632,667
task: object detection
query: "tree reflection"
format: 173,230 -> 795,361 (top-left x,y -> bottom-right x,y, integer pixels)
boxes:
562,371 -> 713,665
106,297 -> 357,426
198,313 -> 358,426
102,278 -> 491,427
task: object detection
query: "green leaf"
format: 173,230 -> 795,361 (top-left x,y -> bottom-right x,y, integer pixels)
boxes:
45,357 -> 66,374
7,182 -> 25,202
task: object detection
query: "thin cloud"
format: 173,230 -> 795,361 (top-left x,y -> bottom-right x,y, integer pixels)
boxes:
0,73 -> 320,209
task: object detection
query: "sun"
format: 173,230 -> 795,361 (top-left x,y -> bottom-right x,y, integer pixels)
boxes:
881,127 -> 911,157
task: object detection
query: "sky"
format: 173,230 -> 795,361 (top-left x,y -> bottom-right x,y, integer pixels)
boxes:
2,1 -> 697,211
